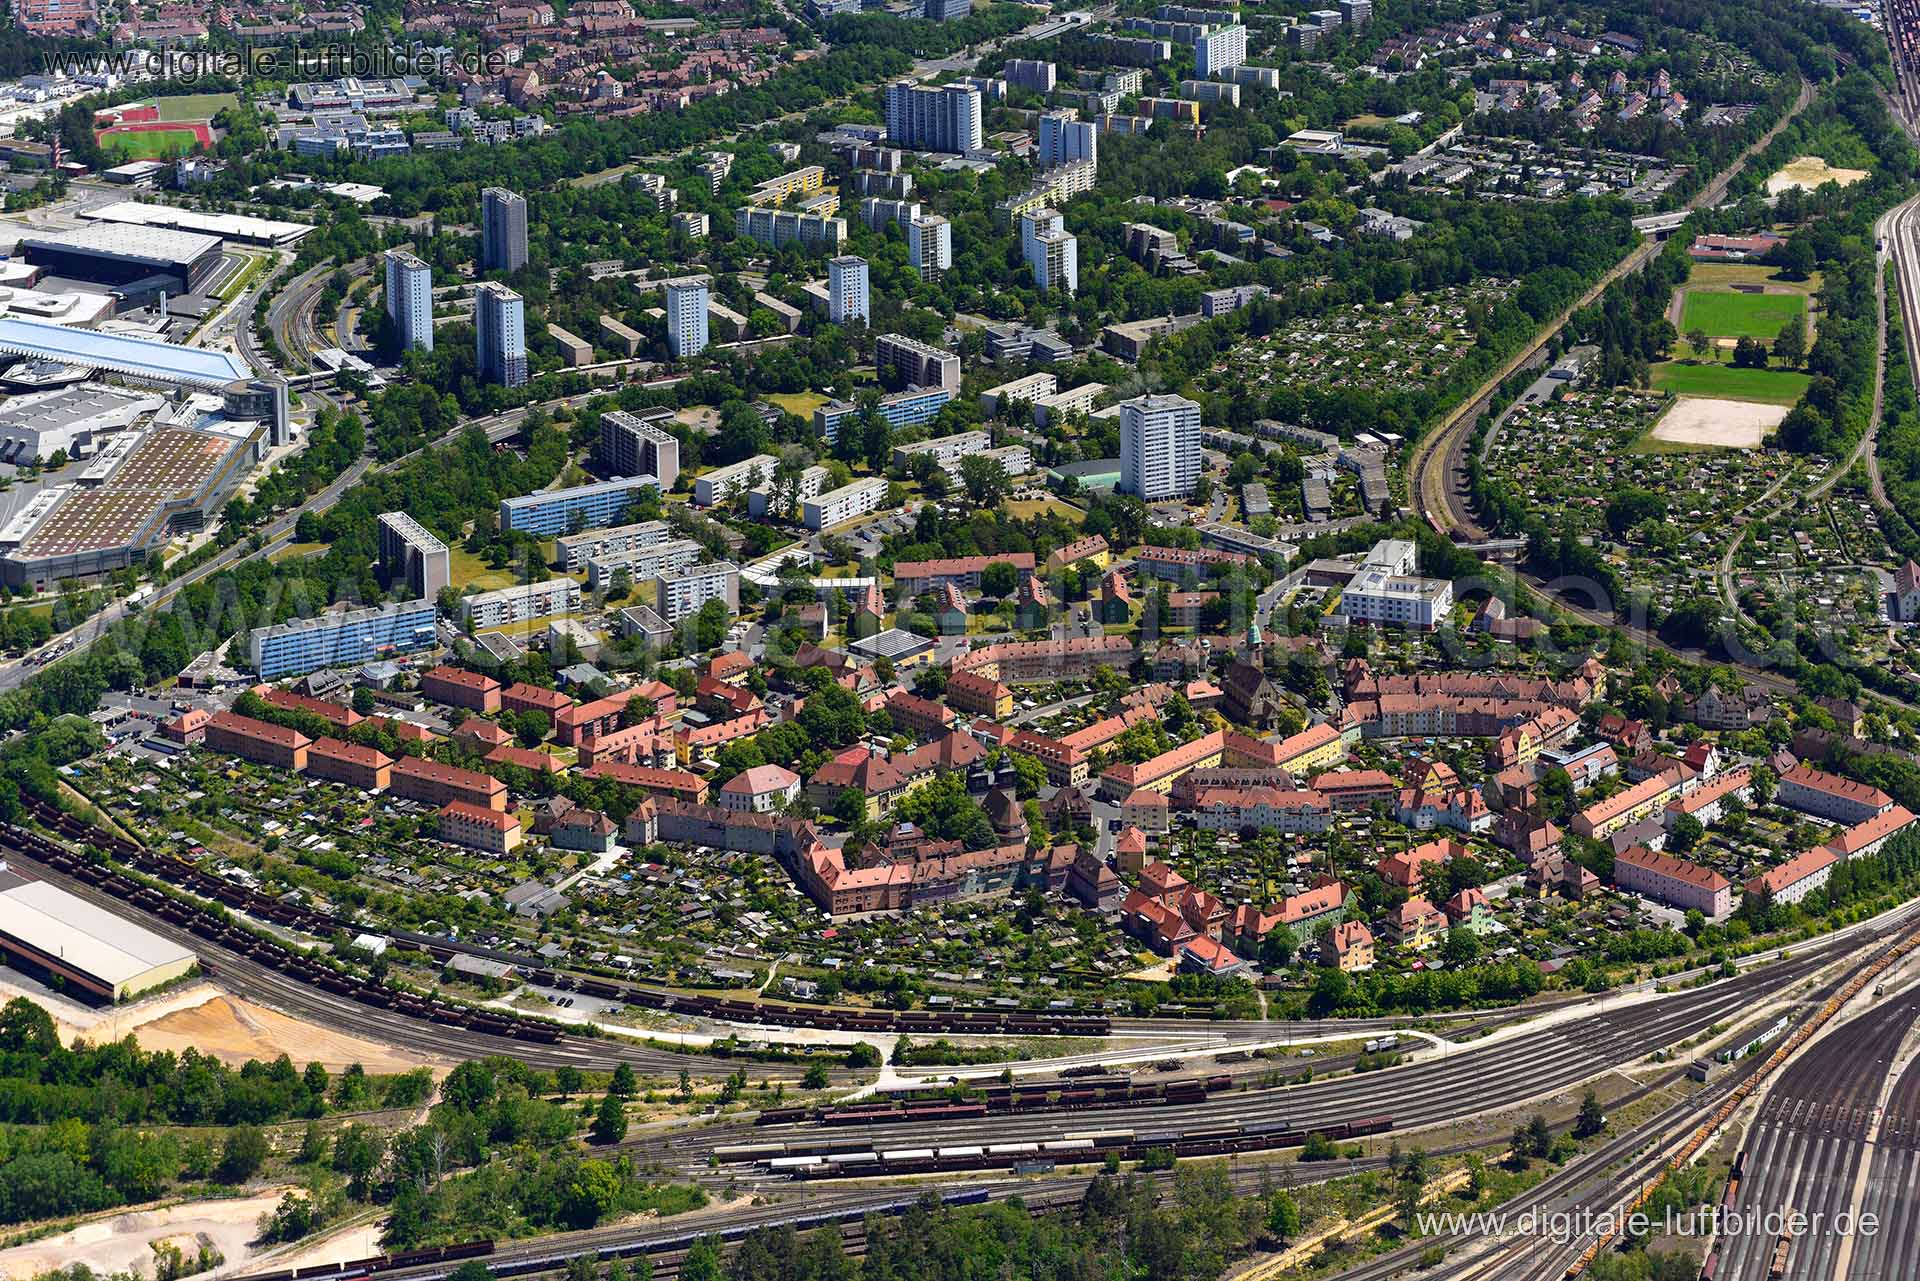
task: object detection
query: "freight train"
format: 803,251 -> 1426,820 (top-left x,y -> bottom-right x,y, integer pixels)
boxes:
6,800 -> 1109,1041
728,1115 -> 1394,1179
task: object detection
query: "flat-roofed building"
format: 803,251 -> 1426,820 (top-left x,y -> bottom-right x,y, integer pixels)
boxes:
555,519 -> 669,571
500,477 -> 657,536
462,578 -> 583,629
249,599 -> 437,679
584,538 -> 702,592
599,409 -> 681,490
376,511 -> 450,599
694,454 -> 779,507
893,430 -> 990,470
0,879 -> 196,1002
874,332 -> 960,393
802,477 -> 889,531
656,561 -> 739,623
19,222 -> 223,295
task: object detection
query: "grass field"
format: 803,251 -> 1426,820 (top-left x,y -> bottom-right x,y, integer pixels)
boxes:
450,546 -> 521,592
765,391 -> 829,418
1650,361 -> 1812,405
1680,289 -> 1807,339
99,127 -> 204,159
156,92 -> 237,121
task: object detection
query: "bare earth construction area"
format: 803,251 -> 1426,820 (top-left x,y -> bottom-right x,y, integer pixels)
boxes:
1647,395 -> 1790,447
1766,154 -> 1870,194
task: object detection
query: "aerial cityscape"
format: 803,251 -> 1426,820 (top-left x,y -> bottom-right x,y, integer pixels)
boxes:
0,0 -> 1916,1279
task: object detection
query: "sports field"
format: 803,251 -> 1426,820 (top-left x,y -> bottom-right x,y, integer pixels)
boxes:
1679,289 -> 1807,339
98,122 -> 210,159
156,92 -> 237,121
1650,361 -> 1811,405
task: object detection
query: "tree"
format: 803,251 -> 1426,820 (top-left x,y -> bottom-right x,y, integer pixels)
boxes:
352,687 -> 376,715
1669,813 -> 1705,854
590,1094 -> 629,1145
802,1062 -> 831,1090
516,709 -> 551,747
1685,327 -> 1710,359
609,1063 -> 638,1098
556,1065 -> 583,1098
1441,926 -> 1480,966
1575,1091 -> 1606,1138
1731,335 -> 1768,369
958,454 -> 1011,506
1773,315 -> 1807,366
1268,1191 -> 1301,1241
217,1127 -> 269,1183
979,559 -> 1019,598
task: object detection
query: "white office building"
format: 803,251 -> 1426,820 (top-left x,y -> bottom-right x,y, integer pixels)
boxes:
384,249 -> 432,352
802,477 -> 889,530
828,255 -> 870,324
1335,539 -> 1453,630
1119,393 -> 1202,501
461,578 -> 584,629
884,81 -> 983,154
1021,207 -> 1078,295
656,561 -> 740,623
908,215 -> 952,281
665,276 -> 710,358
1037,109 -> 1098,170
474,281 -> 527,387
1195,24 -> 1248,77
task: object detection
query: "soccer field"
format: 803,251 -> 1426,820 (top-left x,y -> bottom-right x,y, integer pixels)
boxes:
156,92 -> 237,121
1679,289 -> 1807,339
99,126 -> 205,159
1650,361 -> 1811,405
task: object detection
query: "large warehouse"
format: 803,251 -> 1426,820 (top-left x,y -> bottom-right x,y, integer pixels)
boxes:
0,876 -> 196,1001
17,223 -> 224,295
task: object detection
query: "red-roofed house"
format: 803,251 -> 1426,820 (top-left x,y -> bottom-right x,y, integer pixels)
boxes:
1378,837 -> 1466,889
1322,920 -> 1374,971
1613,845 -> 1731,919
438,800 -> 523,854
1777,764 -> 1895,825
718,764 -> 802,813
1385,897 -> 1445,949
1745,847 -> 1835,906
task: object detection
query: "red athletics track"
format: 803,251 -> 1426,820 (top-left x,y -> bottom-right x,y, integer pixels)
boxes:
95,120 -> 214,147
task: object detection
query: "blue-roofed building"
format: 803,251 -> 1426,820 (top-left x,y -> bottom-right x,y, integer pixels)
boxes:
249,599 -> 438,678
815,386 -> 952,444
499,477 -> 658,537
0,318 -> 250,389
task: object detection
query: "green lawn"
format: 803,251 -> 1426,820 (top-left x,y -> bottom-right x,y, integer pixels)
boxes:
450,546 -> 521,591
100,127 -> 203,160
1650,361 -> 1812,405
1679,289 -> 1807,339
156,92 -> 237,121
765,391 -> 828,418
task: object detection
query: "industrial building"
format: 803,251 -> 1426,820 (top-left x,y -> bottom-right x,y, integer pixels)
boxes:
18,223 -> 223,296
0,384 -> 161,465
0,877 -> 196,1002
377,511 -> 451,599
249,598 -> 438,678
81,200 -> 313,248
0,416 -> 264,590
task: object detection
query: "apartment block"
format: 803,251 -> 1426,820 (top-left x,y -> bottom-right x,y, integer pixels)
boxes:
461,578 -> 583,629
656,561 -> 741,623
874,332 -> 961,392
376,511 -> 450,600
802,477 -> 889,530
391,755 -> 507,811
